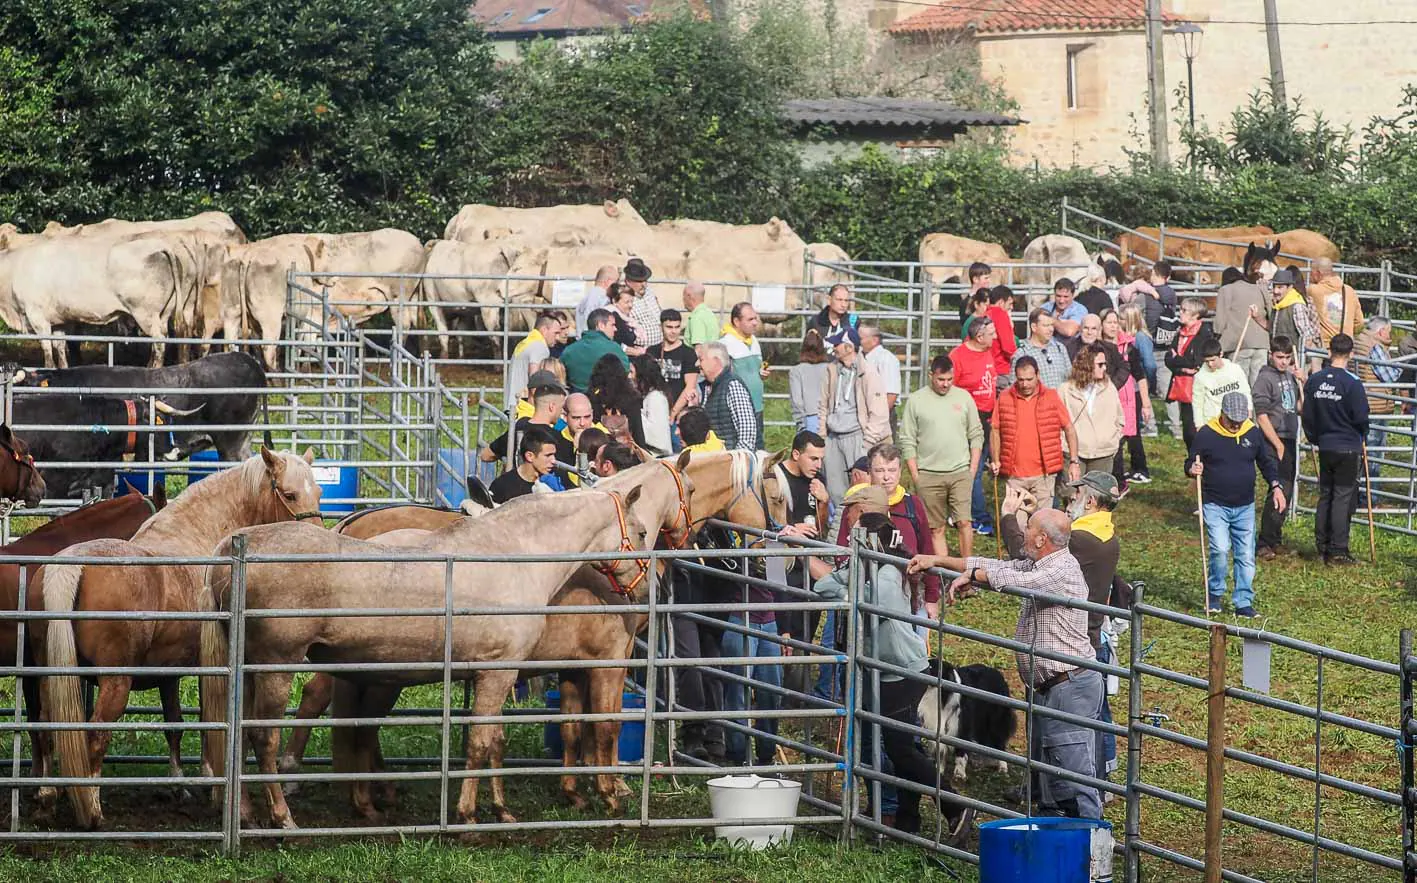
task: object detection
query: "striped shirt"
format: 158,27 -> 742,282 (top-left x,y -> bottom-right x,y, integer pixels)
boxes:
966,546 -> 1092,683
1013,337 -> 1072,390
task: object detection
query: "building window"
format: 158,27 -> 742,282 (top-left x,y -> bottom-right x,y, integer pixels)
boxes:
522,7 -> 554,23
1066,44 -> 1092,110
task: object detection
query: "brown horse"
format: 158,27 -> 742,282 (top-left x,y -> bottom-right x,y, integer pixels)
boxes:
198,483 -> 660,830
330,504 -> 469,540
33,448 -> 323,828
3,485 -> 167,800
0,423 -> 47,509
281,449 -> 791,820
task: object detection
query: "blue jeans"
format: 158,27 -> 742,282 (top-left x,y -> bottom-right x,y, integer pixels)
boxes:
971,414 -> 994,528
1367,426 -> 1385,478
721,615 -> 782,763
1204,502 -> 1256,609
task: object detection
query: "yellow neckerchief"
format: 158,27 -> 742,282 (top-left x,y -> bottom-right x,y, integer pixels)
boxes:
721,322 -> 755,346
686,432 -> 726,453
1072,510 -> 1115,543
561,422 -> 608,443
1274,288 -> 1305,310
845,481 -> 906,506
513,328 -> 545,358
1206,416 -> 1256,441
514,398 -> 534,420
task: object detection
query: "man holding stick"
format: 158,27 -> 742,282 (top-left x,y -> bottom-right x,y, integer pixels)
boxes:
1302,333 -> 1370,566
1189,393 -> 1286,618
1252,337 -> 1304,560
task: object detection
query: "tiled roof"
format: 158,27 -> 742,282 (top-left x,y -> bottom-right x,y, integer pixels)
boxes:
781,98 -> 1021,129
473,0 -> 652,36
889,0 -> 1180,36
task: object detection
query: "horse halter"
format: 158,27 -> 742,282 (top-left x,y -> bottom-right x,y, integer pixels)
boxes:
0,434 -> 40,506
592,491 -> 650,597
700,452 -> 784,537
657,460 -> 693,550
269,474 -> 324,523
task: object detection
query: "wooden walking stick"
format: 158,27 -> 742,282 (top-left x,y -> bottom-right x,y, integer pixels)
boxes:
1194,457 -> 1210,604
993,471 -> 1002,557
1232,311 -> 1254,361
1362,443 -> 1378,564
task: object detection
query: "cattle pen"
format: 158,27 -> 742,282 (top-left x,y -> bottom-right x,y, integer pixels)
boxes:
0,209 -> 1414,882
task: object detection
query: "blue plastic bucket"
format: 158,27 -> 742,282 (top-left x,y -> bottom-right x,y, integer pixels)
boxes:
435,447 -> 471,508
114,467 -> 165,495
979,817 -> 1112,883
543,690 -> 647,763
187,451 -> 357,515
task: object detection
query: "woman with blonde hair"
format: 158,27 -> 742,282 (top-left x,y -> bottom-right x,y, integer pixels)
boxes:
1100,308 -> 1151,485
1058,342 -> 1126,481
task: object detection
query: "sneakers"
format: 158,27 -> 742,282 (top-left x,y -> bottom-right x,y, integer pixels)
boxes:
1256,546 -> 1277,561
1325,554 -> 1359,567
1128,472 -> 1152,485
973,521 -> 995,537
1206,602 -> 1224,616
1234,606 -> 1258,619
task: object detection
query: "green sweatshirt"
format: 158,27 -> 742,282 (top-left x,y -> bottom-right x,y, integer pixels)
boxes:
898,384 -> 983,473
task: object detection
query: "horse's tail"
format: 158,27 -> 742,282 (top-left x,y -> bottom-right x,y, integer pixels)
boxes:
40,563 -> 101,829
198,554 -> 234,806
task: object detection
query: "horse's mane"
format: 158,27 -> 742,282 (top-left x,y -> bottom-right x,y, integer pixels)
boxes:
132,452 -> 303,549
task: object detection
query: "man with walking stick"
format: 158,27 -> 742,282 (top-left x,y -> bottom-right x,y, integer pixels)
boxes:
1252,336 -> 1304,560
1189,393 -> 1286,618
1302,333 -> 1370,566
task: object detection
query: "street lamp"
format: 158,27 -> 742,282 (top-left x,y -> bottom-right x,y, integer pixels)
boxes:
1172,22 -> 1204,130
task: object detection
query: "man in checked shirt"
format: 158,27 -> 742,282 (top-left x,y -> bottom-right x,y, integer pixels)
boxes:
908,503 -> 1103,820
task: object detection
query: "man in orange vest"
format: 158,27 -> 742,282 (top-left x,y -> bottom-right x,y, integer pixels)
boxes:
990,356 -> 1082,504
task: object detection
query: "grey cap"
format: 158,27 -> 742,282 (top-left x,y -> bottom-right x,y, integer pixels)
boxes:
1067,470 -> 1121,503
1271,267 -> 1299,286
526,369 -> 566,394
1221,391 -> 1250,423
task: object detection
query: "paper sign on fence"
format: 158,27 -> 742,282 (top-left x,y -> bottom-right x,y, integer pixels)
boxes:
1242,637 -> 1271,694
552,279 -> 588,306
765,540 -> 787,588
751,285 -> 787,314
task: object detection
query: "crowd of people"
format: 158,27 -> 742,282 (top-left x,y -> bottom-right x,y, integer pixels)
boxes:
474,254 -> 1405,837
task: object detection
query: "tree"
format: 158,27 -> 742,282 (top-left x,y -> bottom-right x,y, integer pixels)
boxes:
0,0 -> 502,237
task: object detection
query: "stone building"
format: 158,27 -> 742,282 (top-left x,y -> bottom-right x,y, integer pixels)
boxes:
880,0 -> 1417,169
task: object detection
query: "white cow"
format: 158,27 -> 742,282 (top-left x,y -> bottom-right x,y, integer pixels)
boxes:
422,239 -> 544,354
220,235 -> 326,369
0,233 -> 188,368
308,229 -> 427,327
444,200 -> 647,244
1019,234 -> 1093,307
43,211 -> 246,244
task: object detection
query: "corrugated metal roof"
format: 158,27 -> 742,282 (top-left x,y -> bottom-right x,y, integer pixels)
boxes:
889,0 -> 1181,36
781,98 -> 1021,129
473,0 -> 648,36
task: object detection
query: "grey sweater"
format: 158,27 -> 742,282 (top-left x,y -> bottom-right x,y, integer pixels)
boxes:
813,563 -> 926,681
789,362 -> 830,428
1214,280 -> 1270,352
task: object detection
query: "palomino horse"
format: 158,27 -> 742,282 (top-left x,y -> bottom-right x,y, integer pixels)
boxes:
279,449 -> 790,821
330,503 -> 469,540
33,448 -> 323,828
198,484 -> 660,830
0,423 -> 47,509
5,485 -> 167,802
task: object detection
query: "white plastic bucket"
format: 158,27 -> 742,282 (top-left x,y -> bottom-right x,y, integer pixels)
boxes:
706,774 -> 803,849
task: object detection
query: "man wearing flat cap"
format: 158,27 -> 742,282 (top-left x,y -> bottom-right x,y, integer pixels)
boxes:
623,258 -> 663,349
1188,391 -> 1287,618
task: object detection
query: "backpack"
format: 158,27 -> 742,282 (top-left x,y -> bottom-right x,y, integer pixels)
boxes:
1153,306 -> 1180,349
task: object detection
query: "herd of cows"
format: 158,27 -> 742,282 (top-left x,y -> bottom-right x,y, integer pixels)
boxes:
0,200 -> 1347,377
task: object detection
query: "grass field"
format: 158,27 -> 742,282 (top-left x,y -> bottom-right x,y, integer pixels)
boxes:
2,359 -> 1414,881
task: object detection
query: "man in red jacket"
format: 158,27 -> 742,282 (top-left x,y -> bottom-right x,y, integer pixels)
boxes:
991,356 -> 1082,504
952,317 -> 998,535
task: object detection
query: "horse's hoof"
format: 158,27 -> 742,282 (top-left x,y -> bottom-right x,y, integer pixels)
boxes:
563,792 -> 589,811
176,787 -> 196,803
33,786 -> 57,808
359,809 -> 387,826
495,809 -> 518,825
377,784 -> 398,807
275,814 -> 299,830
613,778 -> 633,799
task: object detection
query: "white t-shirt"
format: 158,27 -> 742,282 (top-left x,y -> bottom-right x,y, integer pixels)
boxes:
864,344 -> 902,398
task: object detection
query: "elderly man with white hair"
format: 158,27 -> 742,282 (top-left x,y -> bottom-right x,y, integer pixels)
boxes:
574,265 -> 619,337
1354,315 -> 1403,479
1308,257 -> 1364,347
681,281 -> 719,353
817,326 -> 891,503
909,504 -> 1103,820
698,341 -> 757,450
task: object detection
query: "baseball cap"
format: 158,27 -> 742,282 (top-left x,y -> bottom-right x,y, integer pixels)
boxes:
850,455 -> 870,474
827,325 -> 861,349
526,369 -> 566,394
1221,391 -> 1250,423
842,484 -> 890,515
1067,470 -> 1122,503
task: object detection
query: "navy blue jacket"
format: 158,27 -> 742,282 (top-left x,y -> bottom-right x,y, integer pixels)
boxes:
1189,419 -> 1280,508
1301,366 -> 1369,452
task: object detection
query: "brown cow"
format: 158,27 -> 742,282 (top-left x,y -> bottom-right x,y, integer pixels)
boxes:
1114,225 -> 1275,267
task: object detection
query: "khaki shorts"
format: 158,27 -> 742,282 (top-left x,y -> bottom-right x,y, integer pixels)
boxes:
1007,474 -> 1057,506
915,468 -> 973,527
